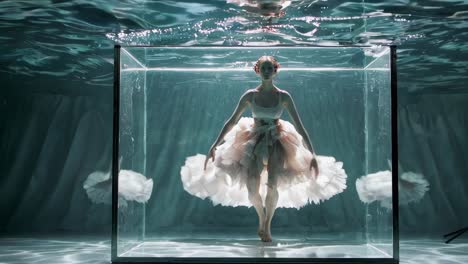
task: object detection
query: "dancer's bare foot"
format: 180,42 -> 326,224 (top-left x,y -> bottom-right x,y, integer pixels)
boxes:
257,221 -> 266,240
261,231 -> 272,242
261,218 -> 273,242
258,228 -> 265,240
259,221 -> 272,242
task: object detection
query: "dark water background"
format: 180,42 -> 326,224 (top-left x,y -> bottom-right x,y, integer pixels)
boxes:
1,0 -> 467,236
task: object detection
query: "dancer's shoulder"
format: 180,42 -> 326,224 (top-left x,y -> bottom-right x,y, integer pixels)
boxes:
277,89 -> 292,102
277,88 -> 290,96
242,89 -> 257,100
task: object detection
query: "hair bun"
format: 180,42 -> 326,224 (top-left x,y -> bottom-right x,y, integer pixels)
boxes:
254,56 -> 280,74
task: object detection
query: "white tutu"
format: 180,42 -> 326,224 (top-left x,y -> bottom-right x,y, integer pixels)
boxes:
83,169 -> 153,208
180,117 -> 347,209
356,170 -> 429,209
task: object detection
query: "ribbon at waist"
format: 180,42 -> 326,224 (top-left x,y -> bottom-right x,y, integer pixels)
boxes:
251,119 -> 281,160
253,119 -> 279,136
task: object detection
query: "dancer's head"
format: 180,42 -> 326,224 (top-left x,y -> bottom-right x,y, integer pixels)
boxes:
254,56 -> 280,80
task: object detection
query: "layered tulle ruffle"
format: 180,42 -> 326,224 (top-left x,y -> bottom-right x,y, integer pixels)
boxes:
180,117 -> 347,208
83,169 -> 153,208
356,170 -> 429,209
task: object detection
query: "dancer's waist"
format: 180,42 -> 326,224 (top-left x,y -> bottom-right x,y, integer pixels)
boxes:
254,118 -> 279,126
253,118 -> 280,136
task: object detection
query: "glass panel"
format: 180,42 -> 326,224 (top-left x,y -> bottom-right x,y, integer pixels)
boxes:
115,46 -> 395,260
121,48 -> 146,70
365,47 -> 391,70
364,48 -> 393,256
117,48 -> 147,256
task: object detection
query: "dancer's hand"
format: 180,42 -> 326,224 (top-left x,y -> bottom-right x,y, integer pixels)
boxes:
310,157 -> 319,178
204,146 -> 216,170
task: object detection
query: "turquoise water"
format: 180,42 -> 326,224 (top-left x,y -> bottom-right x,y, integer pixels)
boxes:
1,0 -> 467,92
0,0 -> 467,262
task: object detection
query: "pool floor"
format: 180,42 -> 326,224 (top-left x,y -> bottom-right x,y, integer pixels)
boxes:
119,237 -> 391,258
0,235 -> 467,263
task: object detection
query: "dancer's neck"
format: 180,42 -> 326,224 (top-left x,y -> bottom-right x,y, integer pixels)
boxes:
258,80 -> 275,92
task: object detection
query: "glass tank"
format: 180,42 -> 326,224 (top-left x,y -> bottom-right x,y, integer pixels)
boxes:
112,46 -> 398,263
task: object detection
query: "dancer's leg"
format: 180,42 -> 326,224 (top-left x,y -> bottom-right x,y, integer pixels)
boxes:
246,157 -> 265,240
264,143 -> 283,242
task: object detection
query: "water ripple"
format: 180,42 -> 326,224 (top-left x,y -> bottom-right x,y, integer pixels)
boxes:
0,0 -> 467,92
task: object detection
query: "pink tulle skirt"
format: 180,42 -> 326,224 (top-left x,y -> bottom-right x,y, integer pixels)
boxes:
180,117 -> 347,208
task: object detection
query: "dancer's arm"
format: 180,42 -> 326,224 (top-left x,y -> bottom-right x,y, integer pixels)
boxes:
284,91 -> 319,175
204,90 -> 251,169
283,91 -> 315,155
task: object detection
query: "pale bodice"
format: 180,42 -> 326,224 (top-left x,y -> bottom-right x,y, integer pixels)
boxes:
250,91 -> 284,120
